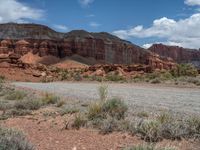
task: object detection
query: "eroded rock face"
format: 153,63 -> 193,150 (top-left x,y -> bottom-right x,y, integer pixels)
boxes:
0,23 -> 176,70
149,44 -> 200,69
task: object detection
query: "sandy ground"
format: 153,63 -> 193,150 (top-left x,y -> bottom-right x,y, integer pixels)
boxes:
1,108 -> 198,150
12,82 -> 200,116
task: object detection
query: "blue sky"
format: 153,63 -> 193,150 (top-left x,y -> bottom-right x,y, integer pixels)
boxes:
0,0 -> 200,49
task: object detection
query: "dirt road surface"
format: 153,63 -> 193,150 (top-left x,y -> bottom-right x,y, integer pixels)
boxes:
12,82 -> 200,115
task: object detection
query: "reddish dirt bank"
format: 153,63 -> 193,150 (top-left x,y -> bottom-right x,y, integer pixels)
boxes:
1,110 -> 198,150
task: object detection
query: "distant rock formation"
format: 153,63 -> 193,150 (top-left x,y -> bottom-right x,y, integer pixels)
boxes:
0,23 -> 175,70
149,44 -> 200,69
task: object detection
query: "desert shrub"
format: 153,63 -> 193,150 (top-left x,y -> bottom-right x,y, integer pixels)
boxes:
73,73 -> 82,81
99,116 -> 118,134
98,85 -> 108,101
150,78 -> 161,84
132,75 -> 146,83
123,145 -> 175,150
59,107 -> 79,116
171,64 -> 198,77
0,101 -> 12,111
87,86 -> 128,133
106,74 -> 125,82
5,90 -> 27,100
56,100 -> 66,107
160,122 -> 185,140
137,111 -> 149,118
135,120 -> 161,142
60,70 -> 69,81
0,75 -> 5,83
160,71 -> 174,80
88,97 -> 127,121
4,109 -> 32,117
87,101 -> 103,120
101,97 -> 128,120
0,126 -> 34,150
14,99 -> 43,110
0,83 -> 3,91
89,75 -> 103,82
186,116 -> 200,138
41,77 -> 53,83
145,72 -> 161,80
72,114 -> 87,129
145,71 -> 173,83
41,93 -> 59,104
184,77 -> 200,86
132,112 -> 200,142
157,113 -> 172,124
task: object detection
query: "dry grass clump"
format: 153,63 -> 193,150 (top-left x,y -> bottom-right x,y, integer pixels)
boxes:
71,114 -> 87,129
59,107 -> 79,116
14,99 -> 43,110
0,126 -> 35,150
106,74 -> 125,82
86,85 -> 128,133
87,97 -> 127,121
5,90 -> 27,101
41,93 -> 59,104
123,145 -> 175,150
98,85 -> 108,101
0,84 -> 62,120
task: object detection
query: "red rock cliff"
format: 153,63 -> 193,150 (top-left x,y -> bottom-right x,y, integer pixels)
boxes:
149,44 -> 200,68
0,23 -> 175,70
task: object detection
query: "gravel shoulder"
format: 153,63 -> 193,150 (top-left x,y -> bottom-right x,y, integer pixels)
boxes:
12,82 -> 200,115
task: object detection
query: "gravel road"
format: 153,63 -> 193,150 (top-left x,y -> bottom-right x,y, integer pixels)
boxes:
12,82 -> 200,115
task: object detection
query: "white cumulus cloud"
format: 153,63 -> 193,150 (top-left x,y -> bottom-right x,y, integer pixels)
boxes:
0,0 -> 44,23
113,14 -> 200,49
185,0 -> 200,6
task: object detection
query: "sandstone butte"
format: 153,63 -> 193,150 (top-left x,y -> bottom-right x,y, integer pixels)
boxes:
1,22 -> 192,71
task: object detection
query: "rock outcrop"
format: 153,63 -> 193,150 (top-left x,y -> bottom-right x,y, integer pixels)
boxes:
149,44 -> 200,69
0,23 -> 176,70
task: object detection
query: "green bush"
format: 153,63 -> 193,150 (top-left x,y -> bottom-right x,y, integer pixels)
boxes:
0,126 -> 34,150
171,64 -> 198,77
